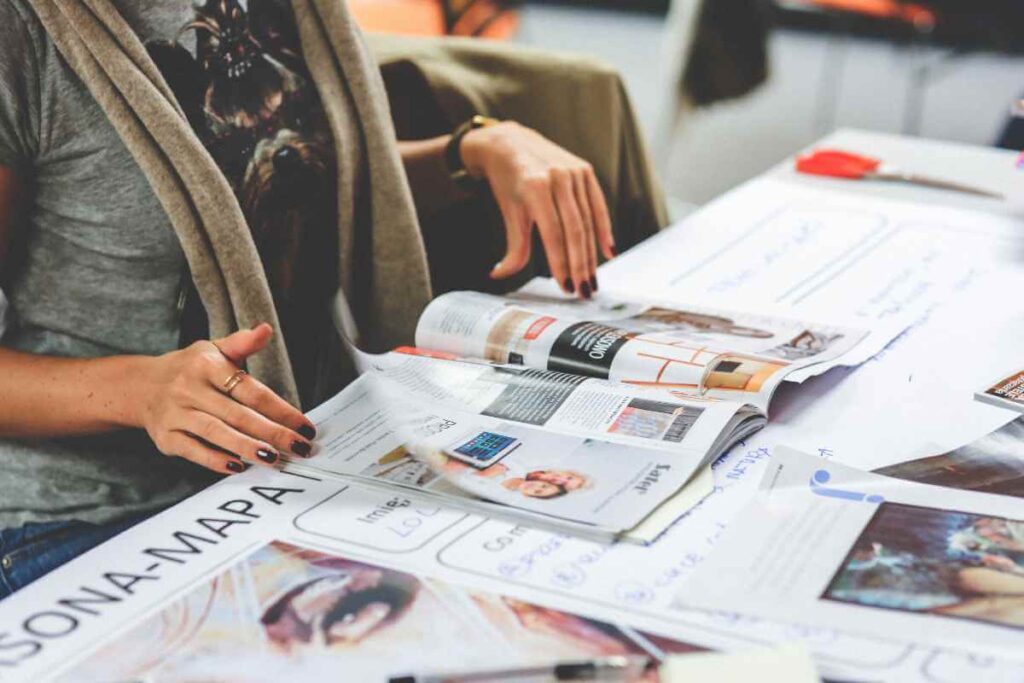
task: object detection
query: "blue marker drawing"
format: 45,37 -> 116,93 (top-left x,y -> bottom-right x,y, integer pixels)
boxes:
810,469 -> 884,504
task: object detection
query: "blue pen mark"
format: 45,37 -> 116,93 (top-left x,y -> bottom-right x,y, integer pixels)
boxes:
810,469 -> 884,504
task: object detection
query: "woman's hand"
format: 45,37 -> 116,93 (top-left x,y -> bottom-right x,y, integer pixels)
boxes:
132,323 -> 317,475
460,121 -> 615,299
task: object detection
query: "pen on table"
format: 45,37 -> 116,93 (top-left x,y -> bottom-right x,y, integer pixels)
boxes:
388,655 -> 650,683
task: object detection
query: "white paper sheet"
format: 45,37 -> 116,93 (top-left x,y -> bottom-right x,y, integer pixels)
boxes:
601,177 -> 1024,318
602,177 -> 1024,467
676,448 -> 1024,660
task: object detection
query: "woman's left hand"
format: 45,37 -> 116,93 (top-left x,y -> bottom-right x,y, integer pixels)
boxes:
460,121 -> 615,299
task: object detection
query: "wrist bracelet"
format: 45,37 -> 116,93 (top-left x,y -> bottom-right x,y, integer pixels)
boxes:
445,114 -> 500,192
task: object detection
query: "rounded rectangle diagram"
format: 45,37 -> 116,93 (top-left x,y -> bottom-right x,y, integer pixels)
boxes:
293,486 -> 469,554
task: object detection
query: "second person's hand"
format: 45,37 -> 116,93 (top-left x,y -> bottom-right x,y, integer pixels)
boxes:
461,121 -> 616,299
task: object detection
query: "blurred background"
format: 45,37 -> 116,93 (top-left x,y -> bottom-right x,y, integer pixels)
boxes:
351,0 -> 1024,211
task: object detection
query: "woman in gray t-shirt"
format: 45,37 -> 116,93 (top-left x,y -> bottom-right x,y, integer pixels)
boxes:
0,0 -> 616,599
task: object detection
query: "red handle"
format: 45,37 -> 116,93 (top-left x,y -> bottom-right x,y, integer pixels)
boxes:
795,149 -> 882,180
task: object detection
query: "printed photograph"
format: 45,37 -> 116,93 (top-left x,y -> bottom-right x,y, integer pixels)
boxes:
702,353 -> 788,394
627,307 -> 774,339
432,434 -> 600,504
65,541 -> 698,682
609,398 -> 704,443
875,418 -> 1024,499
484,308 -> 539,364
361,446 -> 441,488
762,329 -> 845,361
823,503 -> 1024,631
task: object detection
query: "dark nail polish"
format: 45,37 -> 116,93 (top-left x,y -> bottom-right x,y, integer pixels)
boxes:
256,449 -> 278,464
580,281 -> 592,299
297,424 -> 317,440
292,441 -> 312,457
563,278 -> 575,294
610,245 -> 618,257
590,275 -> 598,293
226,460 -> 246,473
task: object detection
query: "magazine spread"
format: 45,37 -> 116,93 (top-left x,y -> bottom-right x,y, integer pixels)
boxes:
674,448 -> 1024,659
290,289 -> 870,540
283,354 -> 762,542
414,290 -> 868,412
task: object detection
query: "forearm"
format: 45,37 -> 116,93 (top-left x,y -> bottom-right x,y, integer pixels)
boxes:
0,347 -> 151,438
398,135 -> 472,219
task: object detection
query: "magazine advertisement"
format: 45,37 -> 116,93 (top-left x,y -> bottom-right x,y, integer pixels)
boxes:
284,354 -> 762,540
413,291 -> 868,411
675,448 -> 1024,659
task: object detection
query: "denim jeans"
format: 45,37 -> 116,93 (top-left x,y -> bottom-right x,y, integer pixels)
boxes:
0,516 -> 143,601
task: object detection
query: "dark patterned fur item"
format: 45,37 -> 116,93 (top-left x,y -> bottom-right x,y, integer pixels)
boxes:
148,0 -> 339,401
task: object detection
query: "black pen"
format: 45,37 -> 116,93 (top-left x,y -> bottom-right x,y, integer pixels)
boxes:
389,655 -> 649,683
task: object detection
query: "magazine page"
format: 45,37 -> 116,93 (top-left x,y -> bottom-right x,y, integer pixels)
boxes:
414,290 -> 867,411
975,367 -> 1024,414
288,353 -> 761,537
874,419 -> 1024,498
674,447 -> 1024,659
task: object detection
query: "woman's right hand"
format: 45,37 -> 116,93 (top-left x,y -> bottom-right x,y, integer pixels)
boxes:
133,323 -> 316,474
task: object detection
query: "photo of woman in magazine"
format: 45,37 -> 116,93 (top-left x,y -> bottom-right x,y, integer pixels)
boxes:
67,541 -> 692,681
501,469 -> 593,500
823,503 -> 1024,630
440,452 -> 593,501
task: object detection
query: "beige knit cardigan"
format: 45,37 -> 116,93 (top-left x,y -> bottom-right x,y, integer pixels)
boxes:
25,0 -> 433,408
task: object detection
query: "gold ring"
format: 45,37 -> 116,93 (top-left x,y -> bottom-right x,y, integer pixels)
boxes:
221,369 -> 248,395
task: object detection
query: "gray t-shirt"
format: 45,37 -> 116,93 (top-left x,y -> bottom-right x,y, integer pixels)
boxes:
0,0 -> 221,528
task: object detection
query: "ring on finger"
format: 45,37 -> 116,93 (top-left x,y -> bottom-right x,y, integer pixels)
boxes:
221,369 -> 248,396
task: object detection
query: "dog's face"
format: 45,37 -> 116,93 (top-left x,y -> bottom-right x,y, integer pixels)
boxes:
185,0 -> 301,132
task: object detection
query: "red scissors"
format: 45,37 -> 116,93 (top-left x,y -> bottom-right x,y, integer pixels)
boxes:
795,148 -> 1003,199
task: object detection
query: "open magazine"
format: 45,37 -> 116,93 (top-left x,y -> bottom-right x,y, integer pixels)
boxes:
414,290 -> 866,411
289,289 -> 873,543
